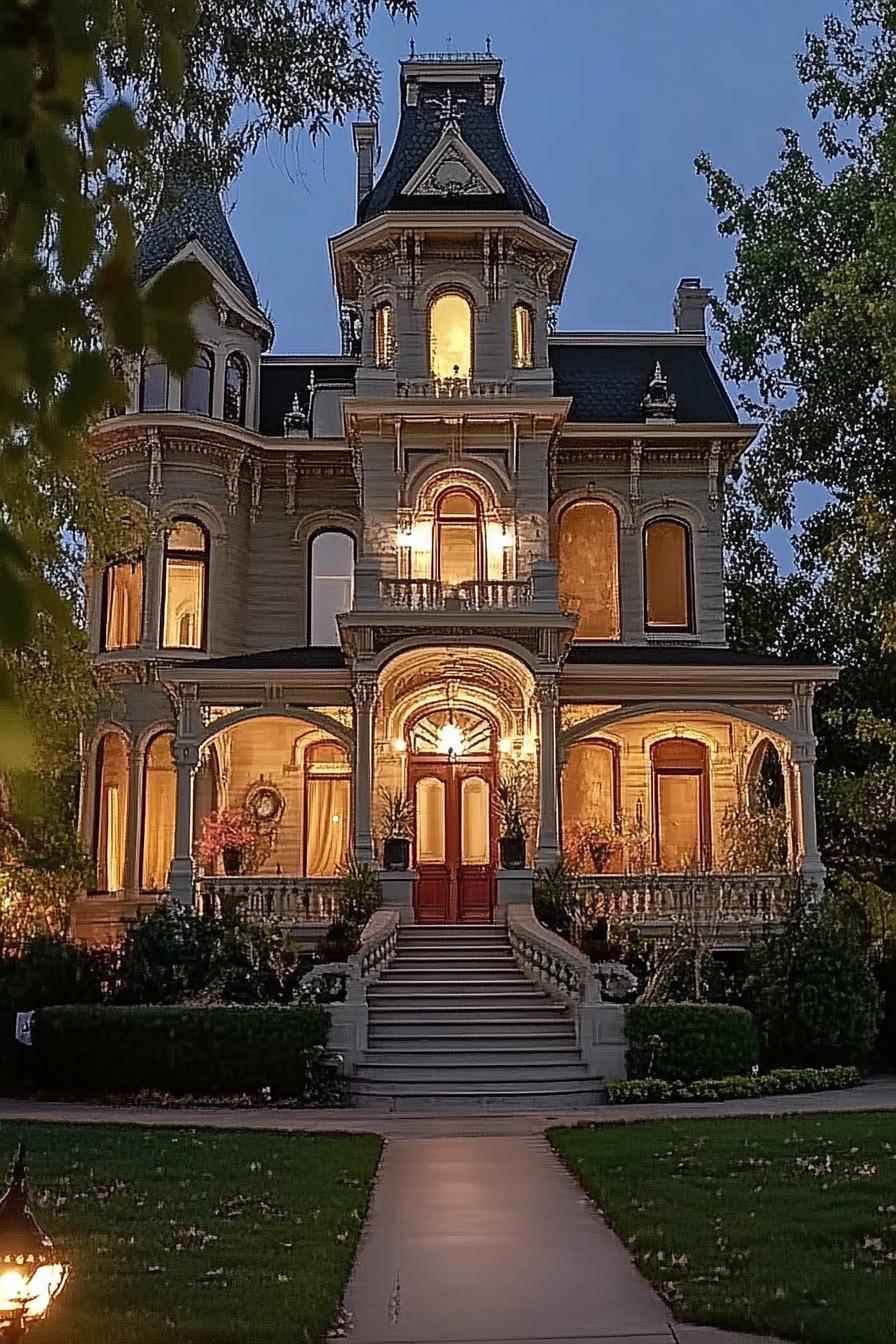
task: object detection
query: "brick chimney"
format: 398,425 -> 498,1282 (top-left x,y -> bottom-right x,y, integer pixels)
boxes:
352,122 -> 379,209
673,277 -> 712,334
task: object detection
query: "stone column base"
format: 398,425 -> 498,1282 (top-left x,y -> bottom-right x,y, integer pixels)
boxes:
168,858 -> 195,908
496,869 -> 536,919
378,870 -> 418,923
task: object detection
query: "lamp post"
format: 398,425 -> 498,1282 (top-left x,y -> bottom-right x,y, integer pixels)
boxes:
0,1146 -> 69,1338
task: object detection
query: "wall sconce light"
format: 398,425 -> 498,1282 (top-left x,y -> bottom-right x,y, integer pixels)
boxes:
392,737 -> 407,754
498,737 -> 513,756
487,524 -> 514,555
395,529 -> 413,549
0,1146 -> 69,1337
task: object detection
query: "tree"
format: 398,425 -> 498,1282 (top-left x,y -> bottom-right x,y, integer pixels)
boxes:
697,2 -> 896,933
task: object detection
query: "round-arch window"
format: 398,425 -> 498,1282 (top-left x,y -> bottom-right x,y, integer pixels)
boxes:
140,354 -> 169,411
435,488 -> 482,585
558,501 -> 620,640
161,519 -> 209,649
644,519 -> 693,630
182,347 -> 214,416
223,352 -> 248,425
429,292 -> 472,382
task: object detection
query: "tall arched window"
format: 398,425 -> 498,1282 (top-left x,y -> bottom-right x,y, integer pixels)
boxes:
558,501 -> 621,640
429,291 -> 473,382
309,530 -> 355,645
141,732 -> 176,890
652,738 -> 710,871
140,354 -> 169,411
435,488 -> 483,586
223,352 -> 248,425
161,519 -> 209,649
512,303 -> 534,369
101,557 -> 144,649
181,346 -> 214,416
374,302 -> 395,368
304,741 -> 351,875
562,738 -> 620,872
644,518 -> 693,631
93,732 -> 129,891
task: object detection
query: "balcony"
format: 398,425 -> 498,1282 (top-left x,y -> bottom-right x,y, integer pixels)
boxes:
379,578 -> 533,611
397,376 -> 512,399
195,875 -> 341,927
576,873 -> 791,947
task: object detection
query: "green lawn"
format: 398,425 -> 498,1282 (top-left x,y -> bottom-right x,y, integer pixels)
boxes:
550,1113 -> 896,1344
0,1122 -> 381,1344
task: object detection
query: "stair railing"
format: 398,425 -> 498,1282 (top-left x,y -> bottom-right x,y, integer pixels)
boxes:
326,909 -> 400,1076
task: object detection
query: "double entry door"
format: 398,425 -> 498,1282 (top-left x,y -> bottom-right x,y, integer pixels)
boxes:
409,759 -> 496,923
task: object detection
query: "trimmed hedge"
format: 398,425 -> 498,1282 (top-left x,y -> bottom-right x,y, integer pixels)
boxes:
608,1065 -> 862,1106
626,1003 -> 759,1082
29,1004 -> 332,1101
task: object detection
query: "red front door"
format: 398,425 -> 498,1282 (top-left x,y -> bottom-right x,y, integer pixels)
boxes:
409,759 -> 495,923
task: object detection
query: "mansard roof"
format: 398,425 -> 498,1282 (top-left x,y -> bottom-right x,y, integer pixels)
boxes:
137,163 -> 259,308
358,55 -> 549,225
549,336 -> 737,424
259,358 -> 357,437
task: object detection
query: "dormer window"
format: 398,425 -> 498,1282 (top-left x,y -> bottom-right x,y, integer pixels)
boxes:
181,346 -> 214,416
374,303 -> 395,368
512,304 -> 534,369
429,292 -> 473,382
140,354 -> 169,411
224,352 -> 248,425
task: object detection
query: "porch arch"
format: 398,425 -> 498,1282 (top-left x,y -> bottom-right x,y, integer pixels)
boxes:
561,700 -> 799,752
194,704 -> 353,753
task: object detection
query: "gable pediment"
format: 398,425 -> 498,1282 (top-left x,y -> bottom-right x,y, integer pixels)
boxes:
402,131 -> 505,200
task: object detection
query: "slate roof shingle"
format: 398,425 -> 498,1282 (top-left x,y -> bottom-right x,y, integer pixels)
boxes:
549,341 -> 737,424
258,362 -> 357,437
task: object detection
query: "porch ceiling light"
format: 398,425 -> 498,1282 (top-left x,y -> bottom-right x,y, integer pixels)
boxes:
0,1146 -> 69,1336
437,722 -> 466,758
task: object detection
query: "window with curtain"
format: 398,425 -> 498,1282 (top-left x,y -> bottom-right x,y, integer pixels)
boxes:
512,303 -> 534,368
435,488 -> 482,586
429,292 -> 473,381
558,501 -> 621,639
652,738 -> 709,871
374,303 -> 395,367
304,741 -> 351,876
309,530 -> 355,645
181,346 -> 214,416
562,739 -> 619,870
141,732 -> 176,889
415,777 -> 446,864
223,352 -> 248,425
140,354 -> 169,411
94,733 -> 129,891
161,519 -> 208,649
644,518 -> 692,630
102,559 -> 144,649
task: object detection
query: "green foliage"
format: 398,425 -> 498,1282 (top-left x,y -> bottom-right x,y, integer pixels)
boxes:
30,1003 -> 333,1101
745,896 -> 882,1066
337,856 -> 380,935
608,1065 -> 862,1105
533,859 -> 584,941
377,786 -> 412,839
626,1003 -> 760,1082
874,943 -> 896,1064
496,759 -> 536,840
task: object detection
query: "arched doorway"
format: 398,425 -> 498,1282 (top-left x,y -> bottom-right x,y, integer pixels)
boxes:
407,705 -> 497,924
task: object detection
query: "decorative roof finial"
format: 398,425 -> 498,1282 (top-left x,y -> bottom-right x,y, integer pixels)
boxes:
643,360 -> 677,422
283,392 -> 308,437
409,37 -> 415,56
485,35 -> 492,55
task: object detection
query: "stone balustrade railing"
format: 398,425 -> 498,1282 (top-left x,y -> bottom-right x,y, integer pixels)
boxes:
507,903 -> 602,1007
345,908 -> 400,1002
195,875 -> 341,922
378,577 -> 532,611
576,873 -> 790,924
397,376 -> 513,398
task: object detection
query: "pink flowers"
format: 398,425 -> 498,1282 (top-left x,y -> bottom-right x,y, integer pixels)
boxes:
195,810 -> 255,868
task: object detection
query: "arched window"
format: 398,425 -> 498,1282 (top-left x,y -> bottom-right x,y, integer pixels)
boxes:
747,740 -> 786,812
181,346 -> 214,416
141,732 -> 176,890
101,557 -> 144,649
161,519 -> 208,649
93,732 -> 128,891
644,518 -> 693,631
512,303 -> 534,369
374,302 -> 395,368
309,530 -> 355,645
223,352 -> 248,425
652,738 -> 710,871
140,354 -> 169,411
429,291 -> 473,382
435,488 -> 483,586
558,501 -> 621,640
304,741 -> 351,876
562,738 -> 620,872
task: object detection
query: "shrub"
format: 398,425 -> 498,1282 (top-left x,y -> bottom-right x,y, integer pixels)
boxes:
533,860 -> 583,941
337,858 -> 380,936
745,897 -> 882,1067
626,1003 -> 759,1082
874,944 -> 896,1065
30,1004 -> 334,1101
608,1065 -> 861,1106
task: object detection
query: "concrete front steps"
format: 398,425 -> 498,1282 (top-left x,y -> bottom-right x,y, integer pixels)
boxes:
351,925 -> 604,1110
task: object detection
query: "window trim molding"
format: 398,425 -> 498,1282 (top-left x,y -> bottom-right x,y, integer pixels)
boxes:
427,287 -> 476,382
139,354 -> 169,412
181,345 -> 215,418
512,301 -> 535,370
643,516 -> 695,634
223,350 -> 249,426
307,526 -> 357,647
650,736 -> 711,871
557,497 -> 623,643
561,735 -> 622,833
373,300 -> 396,369
432,485 -> 485,585
302,738 -> 352,876
159,517 -> 210,652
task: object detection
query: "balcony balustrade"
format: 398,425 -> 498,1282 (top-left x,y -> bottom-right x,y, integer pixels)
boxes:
195,875 -> 341,923
396,376 -> 513,399
378,577 -> 533,611
576,873 -> 791,935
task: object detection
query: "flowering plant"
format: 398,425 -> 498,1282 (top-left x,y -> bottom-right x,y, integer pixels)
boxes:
195,809 -> 256,868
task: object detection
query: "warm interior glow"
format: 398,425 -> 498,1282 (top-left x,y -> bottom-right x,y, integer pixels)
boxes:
645,519 -> 690,628
461,775 -> 490,863
374,303 -> 395,367
559,501 -> 621,640
430,292 -> 472,381
437,490 -> 481,585
163,521 -> 207,649
437,722 -> 466,757
104,559 -> 143,648
305,741 -> 351,876
512,304 -> 533,368
96,733 -> 128,891
416,776 -> 446,863
652,738 -> 708,870
142,732 -> 176,889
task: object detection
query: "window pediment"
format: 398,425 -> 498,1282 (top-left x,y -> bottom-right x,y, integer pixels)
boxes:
403,132 -> 505,200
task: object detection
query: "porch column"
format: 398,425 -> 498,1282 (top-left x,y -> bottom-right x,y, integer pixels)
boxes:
793,681 -> 825,889
352,672 -> 378,864
123,741 -> 143,896
535,676 -> 561,865
168,740 -> 199,906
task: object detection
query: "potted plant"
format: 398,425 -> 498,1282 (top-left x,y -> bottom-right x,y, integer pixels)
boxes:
496,763 -> 531,870
378,787 -> 412,871
196,808 -> 256,876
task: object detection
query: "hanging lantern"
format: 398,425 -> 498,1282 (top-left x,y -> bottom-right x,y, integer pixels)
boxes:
0,1146 -> 69,1336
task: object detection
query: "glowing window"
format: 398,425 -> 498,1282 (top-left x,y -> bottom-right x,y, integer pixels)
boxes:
141,732 -> 176,889
429,292 -> 473,381
461,776 -> 490,864
304,741 -> 351,876
415,777 -> 446,864
558,501 -> 620,640
652,738 -> 709,872
562,739 -> 619,872
645,519 -> 692,630
181,346 -> 214,416
102,558 -> 144,649
223,352 -> 248,425
310,530 -> 355,645
436,489 -> 482,586
140,354 -> 168,411
94,733 -> 129,892
161,519 -> 208,649
374,303 -> 395,368
512,304 -> 534,369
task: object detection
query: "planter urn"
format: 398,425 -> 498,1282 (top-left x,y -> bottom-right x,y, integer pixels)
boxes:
222,846 -> 243,876
383,836 -> 411,871
499,835 -> 526,870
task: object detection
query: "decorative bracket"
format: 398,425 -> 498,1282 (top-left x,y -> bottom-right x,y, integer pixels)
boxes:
147,427 -> 163,508
629,439 -> 643,505
708,438 -> 721,510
